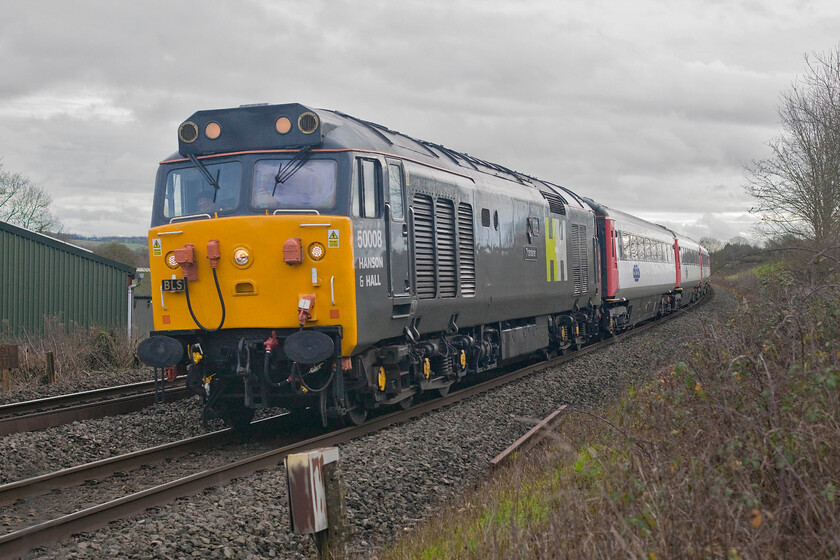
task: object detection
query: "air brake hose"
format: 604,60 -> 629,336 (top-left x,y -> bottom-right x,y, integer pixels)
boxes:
184,268 -> 226,332
291,361 -> 336,393
263,351 -> 289,389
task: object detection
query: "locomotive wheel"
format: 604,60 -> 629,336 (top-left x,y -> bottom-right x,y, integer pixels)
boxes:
345,405 -> 367,426
398,396 -> 413,410
344,391 -> 367,426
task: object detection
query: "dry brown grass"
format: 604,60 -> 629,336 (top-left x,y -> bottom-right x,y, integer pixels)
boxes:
382,259 -> 840,559
0,316 -> 136,389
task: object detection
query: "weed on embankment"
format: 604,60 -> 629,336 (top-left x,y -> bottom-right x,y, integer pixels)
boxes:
382,258 -> 840,559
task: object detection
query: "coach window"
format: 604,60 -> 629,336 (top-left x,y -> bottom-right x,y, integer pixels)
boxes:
354,158 -> 381,218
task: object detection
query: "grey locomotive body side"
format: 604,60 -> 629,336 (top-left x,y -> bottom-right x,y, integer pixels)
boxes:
142,103 -> 706,429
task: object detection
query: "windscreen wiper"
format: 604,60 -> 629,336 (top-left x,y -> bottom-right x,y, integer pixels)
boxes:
272,146 -> 312,197
187,154 -> 221,202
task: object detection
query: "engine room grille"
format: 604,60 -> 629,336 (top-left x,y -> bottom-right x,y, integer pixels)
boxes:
457,202 -> 476,297
436,198 -> 457,298
571,223 -> 588,295
540,190 -> 567,215
412,194 -> 436,299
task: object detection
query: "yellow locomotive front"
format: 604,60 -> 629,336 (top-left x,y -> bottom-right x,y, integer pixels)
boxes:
138,104 -> 364,429
150,216 -> 356,347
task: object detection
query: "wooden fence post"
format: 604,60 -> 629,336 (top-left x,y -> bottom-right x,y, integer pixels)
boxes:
0,345 -> 19,393
46,351 -> 56,384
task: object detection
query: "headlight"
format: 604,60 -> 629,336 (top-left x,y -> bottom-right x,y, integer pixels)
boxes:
233,247 -> 251,267
178,121 -> 198,143
165,251 -> 179,269
298,112 -> 319,134
308,242 -> 325,261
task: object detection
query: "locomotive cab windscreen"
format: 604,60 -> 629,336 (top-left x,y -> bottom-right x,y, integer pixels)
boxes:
154,156 -> 340,223
162,161 -> 242,219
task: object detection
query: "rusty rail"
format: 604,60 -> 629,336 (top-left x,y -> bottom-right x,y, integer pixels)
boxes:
490,405 -> 568,468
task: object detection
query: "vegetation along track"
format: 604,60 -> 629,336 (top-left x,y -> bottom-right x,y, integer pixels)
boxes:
0,379 -> 191,436
0,295 -> 708,559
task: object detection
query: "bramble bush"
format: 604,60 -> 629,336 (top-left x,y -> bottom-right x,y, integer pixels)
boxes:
0,316 -> 136,389
384,252 -> 840,559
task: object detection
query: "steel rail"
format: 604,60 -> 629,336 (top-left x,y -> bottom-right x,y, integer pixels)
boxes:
0,294 -> 709,559
0,382 -> 191,436
0,428 -> 236,507
0,378 -> 183,416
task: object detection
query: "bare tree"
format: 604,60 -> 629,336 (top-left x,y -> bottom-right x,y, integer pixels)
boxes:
745,46 -> 840,246
699,237 -> 723,252
0,159 -> 62,232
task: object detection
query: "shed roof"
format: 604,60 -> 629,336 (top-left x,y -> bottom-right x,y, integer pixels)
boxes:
0,221 -> 136,275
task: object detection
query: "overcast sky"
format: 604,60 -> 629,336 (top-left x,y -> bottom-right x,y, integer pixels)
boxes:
1,1 -> 838,243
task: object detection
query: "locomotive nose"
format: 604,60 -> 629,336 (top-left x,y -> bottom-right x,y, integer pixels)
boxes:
149,214 -> 358,354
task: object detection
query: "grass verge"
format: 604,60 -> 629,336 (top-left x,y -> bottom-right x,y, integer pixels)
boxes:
382,261 -> 840,559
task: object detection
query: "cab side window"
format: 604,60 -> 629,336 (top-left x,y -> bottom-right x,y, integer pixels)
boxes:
353,158 -> 381,218
388,163 -> 404,221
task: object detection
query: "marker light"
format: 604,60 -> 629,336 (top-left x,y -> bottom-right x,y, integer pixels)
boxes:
275,116 -> 292,134
205,122 -> 221,140
165,251 -> 179,269
308,242 -> 325,261
233,247 -> 250,266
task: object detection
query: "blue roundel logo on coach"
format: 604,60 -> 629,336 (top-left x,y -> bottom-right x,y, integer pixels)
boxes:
633,264 -> 641,282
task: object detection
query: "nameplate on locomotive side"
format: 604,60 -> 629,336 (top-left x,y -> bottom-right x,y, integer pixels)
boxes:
524,246 -> 538,261
0,345 -> 19,369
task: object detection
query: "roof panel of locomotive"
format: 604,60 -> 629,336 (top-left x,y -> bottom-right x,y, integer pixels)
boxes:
163,104 -> 588,211
318,109 -> 588,210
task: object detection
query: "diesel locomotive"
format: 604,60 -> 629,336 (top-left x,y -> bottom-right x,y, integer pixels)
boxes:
138,103 -> 710,429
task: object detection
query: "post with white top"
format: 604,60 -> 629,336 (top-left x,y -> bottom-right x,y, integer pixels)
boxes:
285,447 -> 348,559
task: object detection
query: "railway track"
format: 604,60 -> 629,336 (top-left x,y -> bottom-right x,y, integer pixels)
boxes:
0,298 -> 707,559
0,378 -> 192,436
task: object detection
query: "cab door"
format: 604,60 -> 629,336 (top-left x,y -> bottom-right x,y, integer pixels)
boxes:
385,160 -> 411,306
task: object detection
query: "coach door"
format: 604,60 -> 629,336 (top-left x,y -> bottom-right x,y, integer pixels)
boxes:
385,160 -> 412,311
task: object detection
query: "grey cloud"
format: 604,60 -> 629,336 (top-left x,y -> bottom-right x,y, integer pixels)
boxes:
1,0 -> 839,236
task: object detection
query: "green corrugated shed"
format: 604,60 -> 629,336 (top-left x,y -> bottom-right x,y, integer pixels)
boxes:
0,220 -> 136,335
